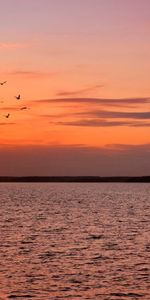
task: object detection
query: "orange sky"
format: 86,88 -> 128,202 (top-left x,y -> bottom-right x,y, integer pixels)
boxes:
0,0 -> 150,175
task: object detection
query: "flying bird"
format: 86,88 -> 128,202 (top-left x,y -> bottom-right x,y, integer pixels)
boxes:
0,81 -> 7,85
15,94 -> 21,100
20,106 -> 28,110
5,113 -> 10,118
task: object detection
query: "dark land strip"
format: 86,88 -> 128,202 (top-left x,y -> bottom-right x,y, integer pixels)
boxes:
0,176 -> 150,182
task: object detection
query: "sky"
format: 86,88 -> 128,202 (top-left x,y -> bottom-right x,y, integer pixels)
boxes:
0,0 -> 150,176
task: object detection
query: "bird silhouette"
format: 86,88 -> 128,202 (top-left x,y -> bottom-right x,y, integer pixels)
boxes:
5,113 -> 10,118
0,81 -> 7,85
20,106 -> 27,110
15,94 -> 21,100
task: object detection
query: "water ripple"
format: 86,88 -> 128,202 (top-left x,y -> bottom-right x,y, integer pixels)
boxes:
0,183 -> 149,299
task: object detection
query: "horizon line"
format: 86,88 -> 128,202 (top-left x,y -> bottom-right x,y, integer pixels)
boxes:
0,175 -> 150,183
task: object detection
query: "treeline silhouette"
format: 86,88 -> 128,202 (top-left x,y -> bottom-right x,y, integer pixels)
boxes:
0,176 -> 150,182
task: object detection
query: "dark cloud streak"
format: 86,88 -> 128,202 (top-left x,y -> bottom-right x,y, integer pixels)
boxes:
77,110 -> 150,120
0,122 -> 15,126
54,119 -> 150,127
56,85 -> 104,96
8,70 -> 58,79
35,97 -> 150,108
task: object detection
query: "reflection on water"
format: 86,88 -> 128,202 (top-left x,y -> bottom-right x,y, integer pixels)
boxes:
0,183 -> 150,299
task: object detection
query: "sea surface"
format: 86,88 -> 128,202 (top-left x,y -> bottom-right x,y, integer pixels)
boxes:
0,183 -> 149,300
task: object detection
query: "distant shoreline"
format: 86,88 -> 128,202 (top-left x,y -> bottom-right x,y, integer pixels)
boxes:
0,176 -> 150,182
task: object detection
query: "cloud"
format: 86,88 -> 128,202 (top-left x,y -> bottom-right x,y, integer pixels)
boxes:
35,97 -> 150,108
77,110 -> 150,120
9,70 -> 57,79
0,143 -> 150,176
56,85 -> 104,96
0,122 -> 15,126
106,143 -> 150,153
131,122 -> 150,127
52,119 -> 150,127
33,97 -> 150,127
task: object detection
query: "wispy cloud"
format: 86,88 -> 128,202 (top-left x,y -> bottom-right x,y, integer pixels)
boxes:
56,85 -> 104,96
76,110 -> 150,120
35,97 -> 150,108
32,96 -> 150,127
0,122 -> 15,126
52,119 -> 150,127
9,70 -> 58,79
106,143 -> 150,151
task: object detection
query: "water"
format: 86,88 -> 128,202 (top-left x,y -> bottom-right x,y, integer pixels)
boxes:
0,183 -> 149,300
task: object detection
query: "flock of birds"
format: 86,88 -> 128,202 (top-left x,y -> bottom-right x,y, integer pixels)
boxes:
0,80 -> 28,119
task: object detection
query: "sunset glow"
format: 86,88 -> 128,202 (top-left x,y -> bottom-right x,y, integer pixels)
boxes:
0,0 -> 150,175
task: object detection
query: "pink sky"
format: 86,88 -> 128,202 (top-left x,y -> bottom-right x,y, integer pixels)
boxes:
0,0 -> 150,175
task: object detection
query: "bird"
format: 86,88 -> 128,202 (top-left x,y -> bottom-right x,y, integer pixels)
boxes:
0,81 -> 7,85
15,94 -> 21,100
20,106 -> 28,110
5,113 -> 10,118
